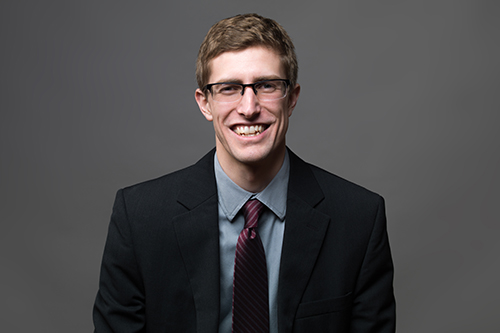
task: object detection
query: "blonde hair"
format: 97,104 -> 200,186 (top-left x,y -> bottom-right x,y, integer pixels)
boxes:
196,13 -> 298,90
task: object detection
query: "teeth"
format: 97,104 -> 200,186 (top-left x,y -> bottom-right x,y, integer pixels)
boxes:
234,125 -> 265,136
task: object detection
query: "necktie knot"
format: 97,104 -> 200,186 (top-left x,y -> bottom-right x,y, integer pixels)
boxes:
243,199 -> 264,229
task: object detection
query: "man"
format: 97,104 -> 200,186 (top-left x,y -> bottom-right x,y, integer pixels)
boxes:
93,13 -> 395,332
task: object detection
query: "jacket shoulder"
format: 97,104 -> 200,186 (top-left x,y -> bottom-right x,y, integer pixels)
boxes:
307,163 -> 384,209
120,150 -> 215,199
116,165 -> 188,206
116,150 -> 216,213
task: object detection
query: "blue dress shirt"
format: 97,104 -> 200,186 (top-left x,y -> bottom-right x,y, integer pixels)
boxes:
215,152 -> 290,333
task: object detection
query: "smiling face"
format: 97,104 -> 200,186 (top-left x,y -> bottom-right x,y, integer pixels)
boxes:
195,46 -> 300,173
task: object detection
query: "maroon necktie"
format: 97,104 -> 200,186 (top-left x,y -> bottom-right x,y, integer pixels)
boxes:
232,199 -> 269,333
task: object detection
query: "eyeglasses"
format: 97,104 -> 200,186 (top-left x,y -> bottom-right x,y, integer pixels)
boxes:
204,79 -> 290,103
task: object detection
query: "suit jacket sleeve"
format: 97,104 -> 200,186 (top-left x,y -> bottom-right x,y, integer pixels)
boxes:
93,189 -> 146,332
350,196 -> 395,332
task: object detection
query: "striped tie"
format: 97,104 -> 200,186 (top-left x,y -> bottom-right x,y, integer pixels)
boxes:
232,199 -> 269,333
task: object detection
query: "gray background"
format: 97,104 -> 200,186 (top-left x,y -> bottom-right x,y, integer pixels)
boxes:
1,1 -> 499,332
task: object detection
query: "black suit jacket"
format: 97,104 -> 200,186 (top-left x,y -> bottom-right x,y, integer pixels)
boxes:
93,149 -> 395,332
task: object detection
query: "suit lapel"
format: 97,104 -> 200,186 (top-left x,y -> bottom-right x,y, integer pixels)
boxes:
170,149 -> 330,332
278,150 -> 330,332
172,150 -> 221,333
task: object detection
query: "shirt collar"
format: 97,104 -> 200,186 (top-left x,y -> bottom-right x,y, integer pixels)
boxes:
214,151 -> 289,222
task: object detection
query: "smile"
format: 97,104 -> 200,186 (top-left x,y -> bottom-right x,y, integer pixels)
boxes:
232,125 -> 268,137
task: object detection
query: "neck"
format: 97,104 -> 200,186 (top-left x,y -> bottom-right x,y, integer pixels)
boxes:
217,148 -> 286,193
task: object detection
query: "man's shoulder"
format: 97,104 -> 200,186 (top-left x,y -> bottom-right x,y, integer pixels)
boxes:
309,163 -> 380,198
298,161 -> 385,220
288,149 -> 382,202
122,166 -> 190,195
119,149 -> 216,201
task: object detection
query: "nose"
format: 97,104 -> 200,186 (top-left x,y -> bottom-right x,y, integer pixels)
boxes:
237,86 -> 261,119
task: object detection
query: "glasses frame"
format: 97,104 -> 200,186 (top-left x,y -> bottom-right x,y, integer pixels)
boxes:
203,79 -> 291,103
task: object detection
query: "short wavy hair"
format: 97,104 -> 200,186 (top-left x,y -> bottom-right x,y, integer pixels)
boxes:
196,13 -> 298,91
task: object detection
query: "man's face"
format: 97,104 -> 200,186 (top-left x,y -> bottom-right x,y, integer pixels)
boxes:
195,46 -> 300,170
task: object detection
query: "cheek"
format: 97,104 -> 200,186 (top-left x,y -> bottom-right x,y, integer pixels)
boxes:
212,106 -> 233,122
277,107 -> 291,124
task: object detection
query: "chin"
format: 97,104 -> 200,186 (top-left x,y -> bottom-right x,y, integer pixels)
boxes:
234,152 -> 268,165
233,146 -> 281,166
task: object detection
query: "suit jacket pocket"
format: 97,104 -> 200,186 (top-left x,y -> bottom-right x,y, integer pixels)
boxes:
295,292 -> 353,319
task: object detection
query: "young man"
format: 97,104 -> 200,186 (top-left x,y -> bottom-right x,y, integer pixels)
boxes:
94,14 -> 395,332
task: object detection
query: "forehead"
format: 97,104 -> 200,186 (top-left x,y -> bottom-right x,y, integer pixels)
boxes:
208,46 -> 285,83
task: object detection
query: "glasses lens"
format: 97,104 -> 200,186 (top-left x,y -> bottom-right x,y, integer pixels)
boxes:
255,80 -> 287,101
212,83 -> 243,102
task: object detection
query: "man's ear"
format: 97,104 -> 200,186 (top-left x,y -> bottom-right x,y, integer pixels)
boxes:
287,84 -> 301,117
195,88 -> 213,121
